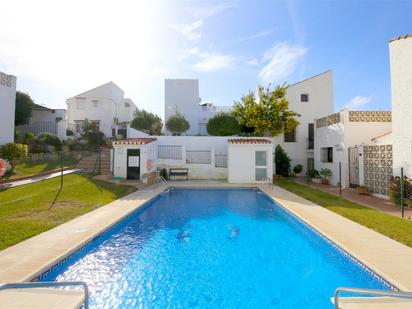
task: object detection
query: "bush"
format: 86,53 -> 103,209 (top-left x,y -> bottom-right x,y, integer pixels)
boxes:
319,168 -> 332,179
293,164 -> 303,174
85,131 -> 106,147
31,133 -> 62,152
275,145 -> 291,177
166,112 -> 190,135
66,129 -> 74,136
207,113 -> 240,136
308,169 -> 320,178
0,143 -> 28,163
389,176 -> 412,206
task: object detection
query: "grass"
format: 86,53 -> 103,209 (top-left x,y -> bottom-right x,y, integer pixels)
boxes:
8,157 -> 78,179
0,173 -> 136,250
275,179 -> 412,248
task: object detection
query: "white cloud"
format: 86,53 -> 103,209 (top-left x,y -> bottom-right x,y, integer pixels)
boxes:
258,42 -> 307,83
244,58 -> 259,66
344,96 -> 373,110
194,53 -> 237,72
234,27 -> 276,43
189,3 -> 238,19
169,19 -> 204,41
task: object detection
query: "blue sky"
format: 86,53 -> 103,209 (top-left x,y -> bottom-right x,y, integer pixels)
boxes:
1,0 -> 411,118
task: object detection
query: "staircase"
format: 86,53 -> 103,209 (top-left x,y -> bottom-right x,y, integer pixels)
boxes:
76,148 -> 111,175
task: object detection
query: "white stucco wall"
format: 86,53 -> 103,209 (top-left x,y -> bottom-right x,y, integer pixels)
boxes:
164,79 -> 201,135
0,72 -> 16,145
273,70 -> 334,174
32,108 -> 66,122
228,143 -> 273,183
390,35 -> 412,177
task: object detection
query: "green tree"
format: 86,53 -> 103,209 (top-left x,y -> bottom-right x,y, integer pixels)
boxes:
207,113 -> 240,136
275,145 -> 291,177
166,112 -> 190,136
15,91 -> 35,125
131,109 -> 163,135
232,85 -> 300,136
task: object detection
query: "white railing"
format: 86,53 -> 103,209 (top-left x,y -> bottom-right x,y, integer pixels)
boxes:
158,145 -> 183,160
0,281 -> 89,308
215,154 -> 227,168
333,287 -> 412,309
186,150 -> 211,164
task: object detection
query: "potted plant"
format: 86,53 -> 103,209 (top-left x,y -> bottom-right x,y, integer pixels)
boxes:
319,168 -> 332,185
293,164 -> 303,177
308,169 -> 322,184
356,185 -> 369,195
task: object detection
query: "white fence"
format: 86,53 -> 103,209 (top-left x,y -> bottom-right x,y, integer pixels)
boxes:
215,154 -> 227,168
158,145 -> 183,160
186,150 -> 211,164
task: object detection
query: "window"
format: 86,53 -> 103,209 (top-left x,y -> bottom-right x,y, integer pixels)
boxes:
255,151 -> 267,181
76,100 -> 85,110
301,94 -> 309,102
321,147 -> 333,162
284,127 -> 296,142
308,123 -> 314,149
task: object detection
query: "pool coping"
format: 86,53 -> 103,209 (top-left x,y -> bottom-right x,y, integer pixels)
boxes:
1,180 -> 412,293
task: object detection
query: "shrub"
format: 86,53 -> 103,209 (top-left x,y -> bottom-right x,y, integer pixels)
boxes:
85,131 -> 106,147
207,113 -> 240,136
319,168 -> 332,179
389,176 -> 412,206
25,132 -> 35,139
0,143 -> 28,163
166,112 -> 190,135
66,129 -> 74,136
308,169 -> 320,178
293,164 -> 303,174
275,145 -> 291,177
31,133 -> 62,152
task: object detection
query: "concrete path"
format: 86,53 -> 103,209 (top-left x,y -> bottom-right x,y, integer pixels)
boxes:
296,178 -> 412,220
4,169 -> 82,188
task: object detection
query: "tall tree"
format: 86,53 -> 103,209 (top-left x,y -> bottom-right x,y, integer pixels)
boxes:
15,91 -> 34,125
166,112 -> 190,136
131,109 -> 163,135
232,85 -> 300,136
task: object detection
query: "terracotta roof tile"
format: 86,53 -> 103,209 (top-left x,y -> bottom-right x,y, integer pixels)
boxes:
228,138 -> 272,144
113,138 -> 157,145
389,34 -> 412,42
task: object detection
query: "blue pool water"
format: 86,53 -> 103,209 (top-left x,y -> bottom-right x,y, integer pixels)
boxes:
42,188 -> 388,308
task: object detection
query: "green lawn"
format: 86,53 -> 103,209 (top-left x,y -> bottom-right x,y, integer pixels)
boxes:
275,179 -> 412,248
0,173 -> 136,250
9,157 -> 78,179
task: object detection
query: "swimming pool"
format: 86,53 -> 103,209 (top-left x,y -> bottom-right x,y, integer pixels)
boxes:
41,188 -> 388,308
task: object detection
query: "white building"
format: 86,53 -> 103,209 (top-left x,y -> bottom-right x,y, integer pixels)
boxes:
15,104 -> 67,139
228,138 -> 273,183
66,82 -> 137,138
314,109 -> 392,188
273,70 -> 334,174
0,71 -> 16,145
389,34 -> 412,177
164,79 -> 231,135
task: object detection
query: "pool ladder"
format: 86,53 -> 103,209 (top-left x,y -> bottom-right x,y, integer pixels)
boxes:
0,281 -> 89,308
158,176 -> 167,184
333,287 -> 412,308
259,177 -> 273,191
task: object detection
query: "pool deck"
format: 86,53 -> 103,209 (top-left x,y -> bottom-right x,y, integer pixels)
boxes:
1,180 -> 412,308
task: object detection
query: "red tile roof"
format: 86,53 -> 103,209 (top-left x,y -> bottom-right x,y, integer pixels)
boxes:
113,138 -> 157,145
389,33 -> 412,42
228,138 -> 272,144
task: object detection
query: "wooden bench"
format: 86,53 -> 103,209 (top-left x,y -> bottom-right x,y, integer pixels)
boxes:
169,168 -> 189,180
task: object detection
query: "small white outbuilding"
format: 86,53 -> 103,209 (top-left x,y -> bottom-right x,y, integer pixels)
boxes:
227,138 -> 273,184
112,138 -> 158,180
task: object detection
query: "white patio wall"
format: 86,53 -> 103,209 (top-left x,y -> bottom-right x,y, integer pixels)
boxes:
0,71 -> 16,145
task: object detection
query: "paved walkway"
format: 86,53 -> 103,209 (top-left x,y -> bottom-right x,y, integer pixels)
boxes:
4,169 -> 82,188
295,178 -> 412,220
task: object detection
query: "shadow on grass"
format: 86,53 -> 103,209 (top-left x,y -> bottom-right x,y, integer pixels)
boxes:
48,187 -> 63,210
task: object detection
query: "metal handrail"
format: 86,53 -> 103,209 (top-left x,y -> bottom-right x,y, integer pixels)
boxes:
159,176 -> 167,184
334,287 -> 412,309
0,281 -> 89,308
259,177 -> 273,190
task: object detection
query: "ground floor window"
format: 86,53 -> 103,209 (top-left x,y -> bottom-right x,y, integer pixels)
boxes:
255,150 -> 267,181
284,127 -> 296,142
321,147 -> 333,162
